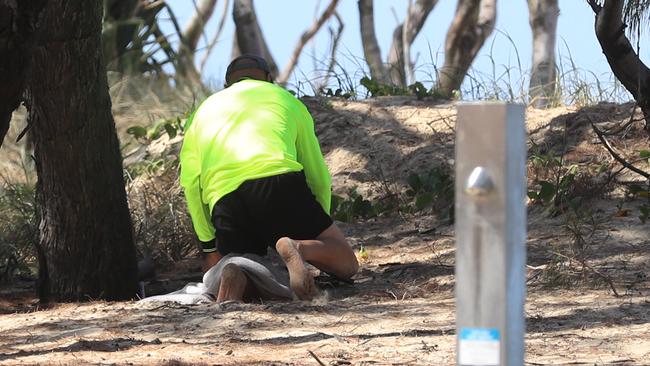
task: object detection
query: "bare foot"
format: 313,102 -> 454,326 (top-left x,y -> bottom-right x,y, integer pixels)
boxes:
276,237 -> 316,300
216,263 -> 247,302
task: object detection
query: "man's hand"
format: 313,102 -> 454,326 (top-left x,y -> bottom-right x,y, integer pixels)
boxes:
202,252 -> 223,272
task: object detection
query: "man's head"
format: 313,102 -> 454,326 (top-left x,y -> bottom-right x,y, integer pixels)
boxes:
224,54 -> 272,87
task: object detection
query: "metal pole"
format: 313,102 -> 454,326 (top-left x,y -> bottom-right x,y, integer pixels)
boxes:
455,102 -> 526,366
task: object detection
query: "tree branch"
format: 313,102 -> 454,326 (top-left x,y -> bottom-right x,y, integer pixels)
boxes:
319,11 -> 344,90
200,0 -> 230,74
589,116 -> 650,180
183,0 -> 218,54
276,0 -> 340,85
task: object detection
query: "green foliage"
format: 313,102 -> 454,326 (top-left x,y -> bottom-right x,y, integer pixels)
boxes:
124,158 -> 174,181
0,182 -> 37,282
405,167 -> 455,220
640,150 -> 650,164
320,87 -> 352,99
330,188 -> 377,222
126,117 -> 183,143
329,167 -> 455,223
528,151 -> 584,214
359,77 -> 444,100
640,204 -> 649,224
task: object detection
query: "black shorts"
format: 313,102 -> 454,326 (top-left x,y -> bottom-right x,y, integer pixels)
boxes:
211,171 -> 333,256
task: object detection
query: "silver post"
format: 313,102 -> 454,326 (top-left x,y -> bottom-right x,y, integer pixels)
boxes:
455,102 -> 527,366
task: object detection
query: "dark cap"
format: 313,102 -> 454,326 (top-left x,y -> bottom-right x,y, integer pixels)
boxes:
225,54 -> 271,86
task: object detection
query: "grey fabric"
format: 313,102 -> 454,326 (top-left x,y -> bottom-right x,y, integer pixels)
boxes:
139,248 -> 292,304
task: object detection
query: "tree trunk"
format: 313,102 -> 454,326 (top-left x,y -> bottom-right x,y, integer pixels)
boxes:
386,0 -> 438,87
28,0 -> 138,302
232,0 -> 279,78
528,0 -> 559,108
0,0 -> 47,148
590,0 -> 650,130
358,0 -> 389,84
437,0 -> 497,97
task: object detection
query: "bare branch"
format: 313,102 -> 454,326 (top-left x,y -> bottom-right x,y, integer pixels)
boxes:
319,11 -> 344,90
387,0 -> 438,87
200,0 -> 230,74
589,117 -> 650,180
276,0 -> 340,85
183,0 -> 218,53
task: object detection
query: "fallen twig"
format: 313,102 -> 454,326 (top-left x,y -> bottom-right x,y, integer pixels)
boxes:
550,251 -> 620,297
308,350 -> 327,366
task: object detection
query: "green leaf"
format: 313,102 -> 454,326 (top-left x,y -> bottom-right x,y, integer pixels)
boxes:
164,123 -> 177,139
538,181 -> 556,203
640,150 -> 650,164
415,192 -> 434,211
147,128 -> 160,140
330,194 -> 343,213
639,205 -> 649,224
352,196 -> 373,218
407,173 -> 422,192
126,126 -> 147,139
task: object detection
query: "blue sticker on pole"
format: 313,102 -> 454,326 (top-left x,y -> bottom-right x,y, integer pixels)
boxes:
458,328 -> 500,365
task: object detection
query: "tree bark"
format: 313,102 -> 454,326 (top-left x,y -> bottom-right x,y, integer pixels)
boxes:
590,0 -> 650,130
232,0 -> 279,78
437,0 -> 497,97
28,0 -> 138,302
358,0 -> 389,84
276,0 -> 340,85
528,0 -> 559,108
386,0 -> 438,87
0,0 -> 47,148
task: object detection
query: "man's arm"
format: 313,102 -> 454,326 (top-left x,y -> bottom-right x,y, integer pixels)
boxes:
294,101 -> 332,214
179,125 -> 217,247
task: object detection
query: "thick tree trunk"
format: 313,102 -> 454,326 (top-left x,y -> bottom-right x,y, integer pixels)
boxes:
437,0 -> 497,97
528,0 -> 559,108
387,0 -> 438,87
28,0 -> 138,302
0,0 -> 47,148
231,0 -> 279,78
590,0 -> 650,130
358,0 -> 389,84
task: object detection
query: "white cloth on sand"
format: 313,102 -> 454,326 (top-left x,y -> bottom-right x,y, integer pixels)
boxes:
139,249 -> 293,304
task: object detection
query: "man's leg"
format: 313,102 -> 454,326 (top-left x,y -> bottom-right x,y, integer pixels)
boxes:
276,223 -> 359,300
216,263 -> 247,302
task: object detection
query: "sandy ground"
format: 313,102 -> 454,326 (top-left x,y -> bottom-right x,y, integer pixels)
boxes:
0,97 -> 649,365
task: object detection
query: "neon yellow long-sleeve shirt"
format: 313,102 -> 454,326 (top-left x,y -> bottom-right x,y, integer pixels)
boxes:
179,79 -> 331,243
